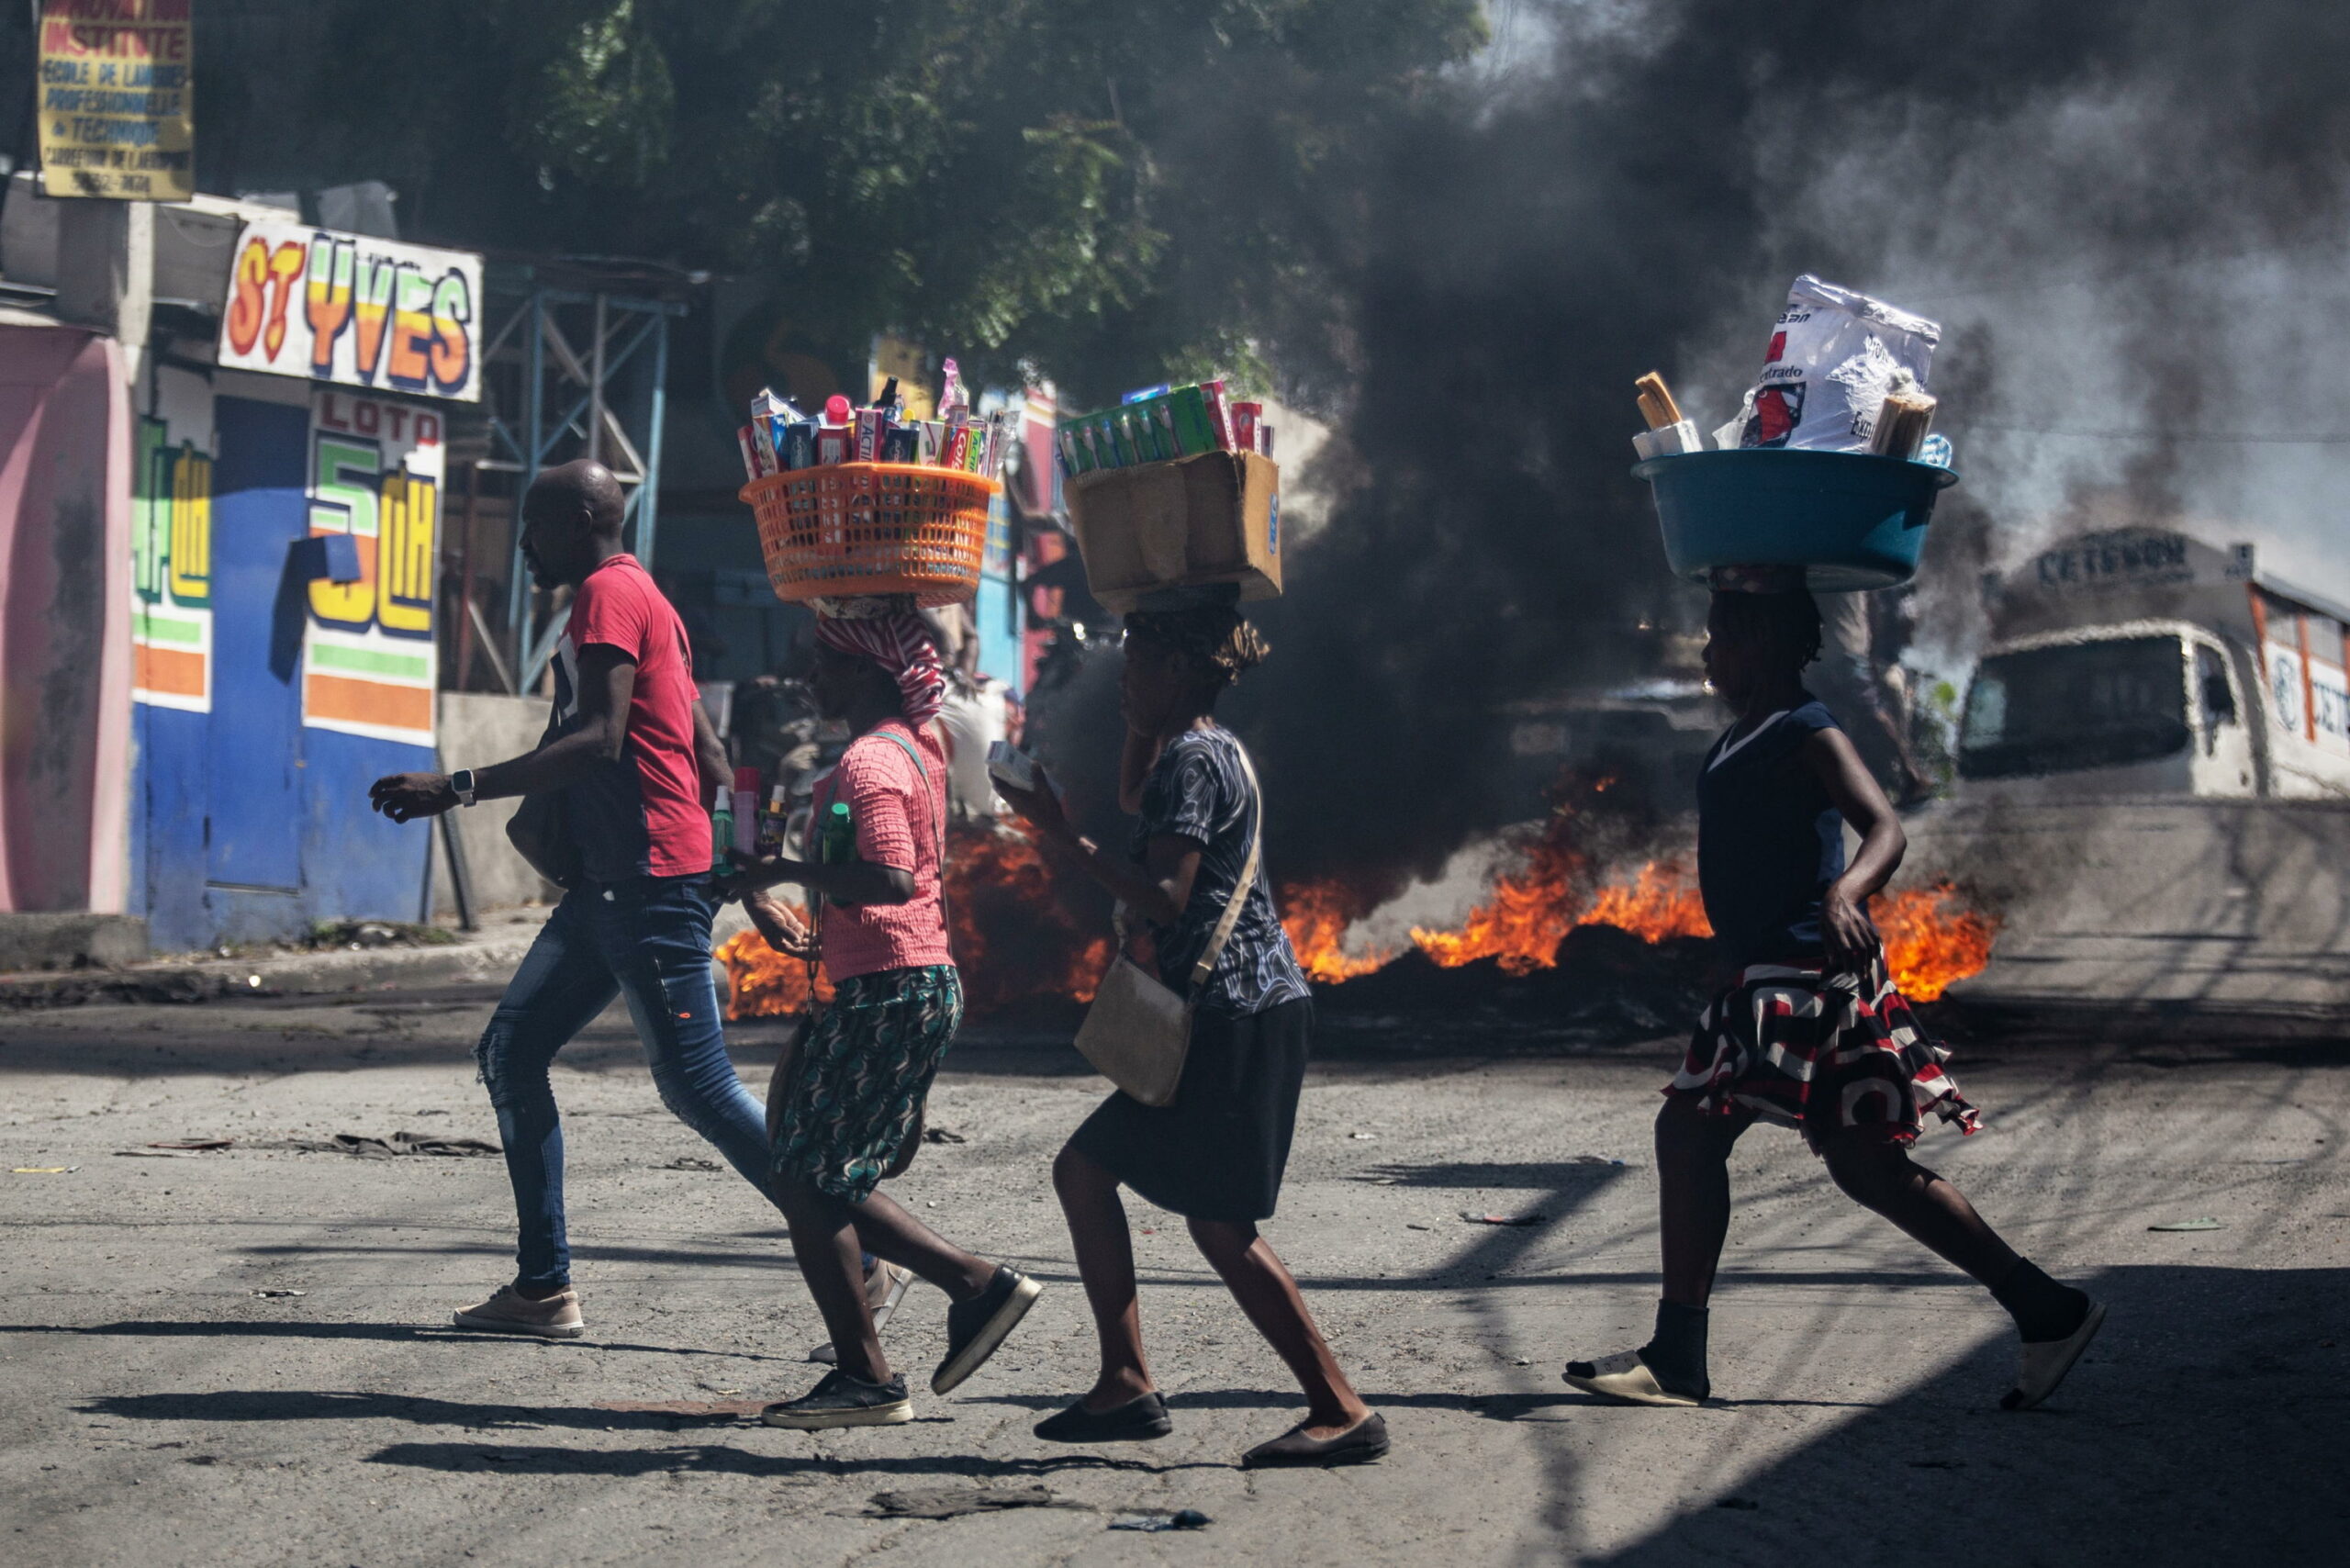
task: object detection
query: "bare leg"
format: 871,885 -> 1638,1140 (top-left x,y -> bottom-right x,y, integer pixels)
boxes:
772,1175 -> 888,1382
1656,1099 -> 1753,1307
845,1189 -> 994,1303
1189,1218 -> 1370,1437
1818,1135 -> 2020,1286
1052,1144 -> 1155,1412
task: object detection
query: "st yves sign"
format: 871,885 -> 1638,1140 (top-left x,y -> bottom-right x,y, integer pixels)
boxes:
216,218 -> 484,404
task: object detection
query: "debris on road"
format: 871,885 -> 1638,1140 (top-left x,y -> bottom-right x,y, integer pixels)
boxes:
149,1139 -> 233,1151
287,1132 -> 502,1159
252,1288 -> 307,1298
10,1166 -> 77,1174
660,1156 -> 722,1171
1110,1508 -> 1212,1532
923,1126 -> 967,1144
1461,1212 -> 1547,1226
2148,1217 -> 2225,1232
860,1484 -> 1070,1519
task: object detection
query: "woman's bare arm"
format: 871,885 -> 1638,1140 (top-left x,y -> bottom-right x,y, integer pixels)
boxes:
1801,726 -> 1908,968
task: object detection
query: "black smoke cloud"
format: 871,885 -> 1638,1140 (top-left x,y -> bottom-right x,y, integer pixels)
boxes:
1032,1 -> 2350,907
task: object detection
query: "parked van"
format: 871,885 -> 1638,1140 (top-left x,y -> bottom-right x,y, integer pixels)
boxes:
1959,528 -> 2350,801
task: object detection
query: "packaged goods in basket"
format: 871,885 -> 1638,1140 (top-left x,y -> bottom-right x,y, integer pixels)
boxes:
1625,278 -> 1959,591
1739,274 -> 1941,454
735,357 -> 1002,607
1052,376 -> 1281,610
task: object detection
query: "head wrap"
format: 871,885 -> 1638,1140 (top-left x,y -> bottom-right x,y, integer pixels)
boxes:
1124,605 -> 1270,688
814,611 -> 946,726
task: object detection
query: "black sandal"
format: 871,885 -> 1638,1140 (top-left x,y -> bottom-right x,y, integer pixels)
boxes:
1033,1390 -> 1172,1443
1241,1411 -> 1390,1468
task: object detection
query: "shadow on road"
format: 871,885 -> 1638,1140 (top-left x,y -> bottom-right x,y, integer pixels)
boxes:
7,1321 -> 802,1361
1583,1263 -> 2350,1566
362,1441 -> 1211,1480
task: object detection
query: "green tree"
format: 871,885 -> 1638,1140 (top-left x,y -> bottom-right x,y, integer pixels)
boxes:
197,0 -> 1485,402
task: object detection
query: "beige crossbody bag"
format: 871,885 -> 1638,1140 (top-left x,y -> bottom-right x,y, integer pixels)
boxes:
1073,742 -> 1261,1108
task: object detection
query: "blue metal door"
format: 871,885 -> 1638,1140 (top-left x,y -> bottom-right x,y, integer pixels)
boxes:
205,397 -> 308,891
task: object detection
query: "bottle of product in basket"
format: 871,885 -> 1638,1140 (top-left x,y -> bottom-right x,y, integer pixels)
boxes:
817,394 -> 852,465
731,767 -> 760,857
759,786 -> 790,854
710,784 -> 733,871
821,801 -> 855,865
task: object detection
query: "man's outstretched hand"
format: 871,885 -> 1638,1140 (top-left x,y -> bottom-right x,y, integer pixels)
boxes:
370,772 -> 458,823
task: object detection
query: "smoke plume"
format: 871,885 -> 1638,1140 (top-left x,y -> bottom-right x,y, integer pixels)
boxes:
1033,1 -> 2350,909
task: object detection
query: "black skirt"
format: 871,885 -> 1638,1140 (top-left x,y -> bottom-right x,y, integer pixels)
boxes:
1067,997 -> 1313,1223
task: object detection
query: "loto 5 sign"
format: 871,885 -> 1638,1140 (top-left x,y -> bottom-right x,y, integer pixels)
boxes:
218,219 -> 484,403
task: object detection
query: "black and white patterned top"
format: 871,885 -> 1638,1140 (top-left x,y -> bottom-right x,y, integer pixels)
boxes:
1129,726 -> 1313,1018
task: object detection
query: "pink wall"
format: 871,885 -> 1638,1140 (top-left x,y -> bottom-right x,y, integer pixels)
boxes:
0,325 -> 132,913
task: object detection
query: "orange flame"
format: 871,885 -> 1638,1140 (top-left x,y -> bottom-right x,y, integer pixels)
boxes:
1281,880 -> 1393,983
1874,881 -> 1998,1002
718,814 -> 1996,1019
719,824 -> 1112,1020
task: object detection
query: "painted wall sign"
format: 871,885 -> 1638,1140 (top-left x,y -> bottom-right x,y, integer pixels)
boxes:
36,0 -> 194,200
218,221 -> 484,403
302,390 -> 441,745
130,365 -> 214,711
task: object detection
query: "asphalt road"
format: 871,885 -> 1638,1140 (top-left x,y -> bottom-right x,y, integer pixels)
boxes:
2,990 -> 2344,1565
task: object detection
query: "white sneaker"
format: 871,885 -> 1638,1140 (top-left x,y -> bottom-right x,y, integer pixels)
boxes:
807,1261 -> 915,1364
453,1284 -> 586,1339
2004,1298 -> 2107,1410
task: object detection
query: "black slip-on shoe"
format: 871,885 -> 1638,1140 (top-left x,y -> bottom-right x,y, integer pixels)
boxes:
1034,1391 -> 1172,1444
931,1266 -> 1044,1394
758,1368 -> 912,1430
1241,1412 -> 1390,1469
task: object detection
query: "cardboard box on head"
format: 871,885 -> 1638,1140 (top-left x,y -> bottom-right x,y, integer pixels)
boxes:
1066,452 -> 1282,613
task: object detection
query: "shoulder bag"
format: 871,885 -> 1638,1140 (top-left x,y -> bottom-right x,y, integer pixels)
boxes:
1073,740 -> 1260,1108
505,711 -> 583,889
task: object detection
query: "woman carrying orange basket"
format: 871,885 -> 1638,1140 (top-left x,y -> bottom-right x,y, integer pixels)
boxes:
724,609 -> 1042,1430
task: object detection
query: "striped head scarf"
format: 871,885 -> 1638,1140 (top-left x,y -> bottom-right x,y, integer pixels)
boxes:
813,612 -> 946,726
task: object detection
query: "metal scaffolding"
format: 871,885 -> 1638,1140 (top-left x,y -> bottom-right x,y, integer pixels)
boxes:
476,274 -> 686,689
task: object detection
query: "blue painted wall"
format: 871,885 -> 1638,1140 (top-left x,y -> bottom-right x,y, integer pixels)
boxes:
135,392 -> 436,950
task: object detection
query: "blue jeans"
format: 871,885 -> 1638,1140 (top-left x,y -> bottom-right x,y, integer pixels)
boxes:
476,874 -> 772,1291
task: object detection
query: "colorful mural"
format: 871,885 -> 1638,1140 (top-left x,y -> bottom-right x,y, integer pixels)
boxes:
301,390 -> 441,746
129,365 -> 212,711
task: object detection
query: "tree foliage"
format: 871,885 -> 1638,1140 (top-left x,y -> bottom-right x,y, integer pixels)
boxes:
197,0 -> 1485,401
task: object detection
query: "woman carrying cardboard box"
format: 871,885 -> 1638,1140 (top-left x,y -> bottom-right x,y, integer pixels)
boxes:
997,603 -> 1388,1468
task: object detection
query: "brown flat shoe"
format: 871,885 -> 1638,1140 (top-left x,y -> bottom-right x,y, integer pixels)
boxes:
1240,1411 -> 1389,1469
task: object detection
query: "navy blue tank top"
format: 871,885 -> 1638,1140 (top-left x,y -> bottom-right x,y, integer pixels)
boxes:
1696,700 -> 1845,966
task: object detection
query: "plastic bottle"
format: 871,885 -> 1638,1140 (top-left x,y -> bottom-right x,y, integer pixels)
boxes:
759,785 -> 790,853
710,785 -> 733,870
731,767 -> 760,856
821,801 -> 855,865
938,357 -> 967,420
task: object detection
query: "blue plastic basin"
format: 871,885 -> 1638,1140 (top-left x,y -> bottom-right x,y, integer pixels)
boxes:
1633,449 -> 1960,591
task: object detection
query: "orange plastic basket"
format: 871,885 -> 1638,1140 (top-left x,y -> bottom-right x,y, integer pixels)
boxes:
742,463 -> 998,607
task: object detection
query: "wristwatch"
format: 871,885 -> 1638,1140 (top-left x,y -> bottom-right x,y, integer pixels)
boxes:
451,768 -> 478,807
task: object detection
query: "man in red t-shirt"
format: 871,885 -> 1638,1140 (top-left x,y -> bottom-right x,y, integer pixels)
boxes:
367,462 -> 786,1340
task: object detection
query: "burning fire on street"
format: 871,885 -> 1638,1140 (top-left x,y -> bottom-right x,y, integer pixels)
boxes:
721,813 -> 1997,1018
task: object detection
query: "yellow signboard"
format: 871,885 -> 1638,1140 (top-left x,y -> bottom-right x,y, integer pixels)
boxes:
37,0 -> 195,201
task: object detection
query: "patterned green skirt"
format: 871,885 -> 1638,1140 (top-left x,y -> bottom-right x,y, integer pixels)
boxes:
770,964 -> 962,1202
